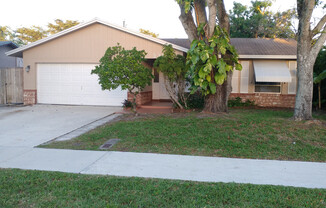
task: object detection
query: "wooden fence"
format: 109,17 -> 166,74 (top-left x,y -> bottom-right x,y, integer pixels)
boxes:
0,68 -> 23,104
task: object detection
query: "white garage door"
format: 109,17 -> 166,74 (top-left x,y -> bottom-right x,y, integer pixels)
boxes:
37,64 -> 127,106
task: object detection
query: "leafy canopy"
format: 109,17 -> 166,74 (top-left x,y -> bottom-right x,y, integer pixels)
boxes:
91,44 -> 153,92
229,0 -> 296,38
154,44 -> 188,109
187,25 -> 242,95
139,28 -> 159,38
15,26 -> 47,44
48,19 -> 79,35
154,44 -> 187,81
1,19 -> 79,45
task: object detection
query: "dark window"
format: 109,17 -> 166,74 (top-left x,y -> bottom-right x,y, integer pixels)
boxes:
255,82 -> 281,93
154,68 -> 159,83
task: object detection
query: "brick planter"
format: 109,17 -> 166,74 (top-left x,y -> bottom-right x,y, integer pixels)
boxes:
23,90 -> 37,105
229,93 -> 296,108
127,91 -> 152,106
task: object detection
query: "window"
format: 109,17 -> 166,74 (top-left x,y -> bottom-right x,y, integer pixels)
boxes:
255,82 -> 281,93
154,68 -> 159,83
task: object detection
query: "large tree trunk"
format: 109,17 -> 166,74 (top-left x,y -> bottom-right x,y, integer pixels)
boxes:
293,0 -> 315,120
294,58 -> 314,120
203,0 -> 232,113
204,70 -> 233,112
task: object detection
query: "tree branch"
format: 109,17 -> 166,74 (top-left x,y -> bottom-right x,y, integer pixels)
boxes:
207,0 -> 217,37
194,0 -> 207,26
297,0 -> 315,35
178,2 -> 199,42
311,27 -> 326,60
216,0 -> 230,33
312,14 -> 326,36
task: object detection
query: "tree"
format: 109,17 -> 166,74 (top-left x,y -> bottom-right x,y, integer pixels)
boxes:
176,0 -> 241,113
91,44 -> 153,113
313,47 -> 326,110
12,19 -> 79,45
294,0 -> 326,120
139,28 -> 159,38
15,26 -> 47,44
154,44 -> 188,109
48,19 -> 79,35
313,70 -> 326,109
0,26 -> 13,41
229,1 -> 296,38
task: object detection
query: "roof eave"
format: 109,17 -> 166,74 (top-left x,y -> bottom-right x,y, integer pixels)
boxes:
238,55 -> 297,59
6,18 -> 188,58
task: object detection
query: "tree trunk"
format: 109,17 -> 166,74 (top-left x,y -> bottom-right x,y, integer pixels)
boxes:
293,58 -> 314,120
203,70 -> 232,112
318,82 -> 321,110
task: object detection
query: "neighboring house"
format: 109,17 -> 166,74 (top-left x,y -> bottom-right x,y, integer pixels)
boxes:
6,18 -> 297,108
0,41 -> 23,68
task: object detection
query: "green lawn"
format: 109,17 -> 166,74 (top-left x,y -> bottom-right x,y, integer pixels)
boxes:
1,169 -> 325,207
40,109 -> 326,162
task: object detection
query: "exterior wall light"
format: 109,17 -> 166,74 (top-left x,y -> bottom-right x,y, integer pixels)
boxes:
25,65 -> 30,72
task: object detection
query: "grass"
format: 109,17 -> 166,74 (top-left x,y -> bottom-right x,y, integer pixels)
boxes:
40,108 -> 326,162
1,168 -> 326,207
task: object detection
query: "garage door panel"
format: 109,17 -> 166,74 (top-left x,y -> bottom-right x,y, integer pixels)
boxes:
37,64 -> 127,106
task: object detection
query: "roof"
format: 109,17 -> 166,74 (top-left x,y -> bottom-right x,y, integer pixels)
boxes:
0,41 -> 18,49
6,18 -> 189,57
162,38 -> 297,59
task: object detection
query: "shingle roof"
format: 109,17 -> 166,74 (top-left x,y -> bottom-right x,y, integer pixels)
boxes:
0,41 -> 18,48
162,38 -> 297,56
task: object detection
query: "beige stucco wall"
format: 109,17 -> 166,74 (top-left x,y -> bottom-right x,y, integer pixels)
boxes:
23,23 -> 183,90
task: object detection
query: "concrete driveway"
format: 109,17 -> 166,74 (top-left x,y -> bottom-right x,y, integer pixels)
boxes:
0,105 -> 121,148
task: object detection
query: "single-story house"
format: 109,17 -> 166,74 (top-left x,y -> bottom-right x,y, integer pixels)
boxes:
0,41 -> 23,68
163,38 -> 297,108
6,18 -> 297,108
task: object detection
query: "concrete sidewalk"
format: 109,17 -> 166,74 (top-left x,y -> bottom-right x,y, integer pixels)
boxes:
1,147 -> 325,189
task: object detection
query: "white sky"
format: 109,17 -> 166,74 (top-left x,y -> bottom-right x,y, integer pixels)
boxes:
0,0 -> 303,38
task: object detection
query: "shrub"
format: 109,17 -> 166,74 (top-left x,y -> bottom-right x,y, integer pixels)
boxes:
228,97 -> 255,107
181,91 -> 205,110
122,99 -> 133,108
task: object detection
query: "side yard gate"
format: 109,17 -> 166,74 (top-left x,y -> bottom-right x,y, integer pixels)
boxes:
0,68 -> 23,104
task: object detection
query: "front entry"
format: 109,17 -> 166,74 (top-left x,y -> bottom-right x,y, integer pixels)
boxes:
152,69 -> 170,100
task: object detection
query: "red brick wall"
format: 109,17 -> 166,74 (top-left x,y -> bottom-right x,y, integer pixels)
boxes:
23,90 -> 37,105
230,93 -> 296,108
128,91 -> 152,106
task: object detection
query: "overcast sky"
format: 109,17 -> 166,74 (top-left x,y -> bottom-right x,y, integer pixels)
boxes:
0,0 -> 303,38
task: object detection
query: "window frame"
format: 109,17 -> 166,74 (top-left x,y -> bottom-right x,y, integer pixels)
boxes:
254,81 -> 282,94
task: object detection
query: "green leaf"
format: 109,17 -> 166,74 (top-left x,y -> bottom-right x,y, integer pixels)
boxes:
219,46 -> 226,55
314,69 -> 326,83
235,63 -> 242,71
203,63 -> 212,73
201,81 -> 208,90
214,73 -> 226,85
210,55 -> 218,66
206,75 -> 211,82
198,68 -> 206,78
184,1 -> 191,13
209,82 -> 216,94
200,51 -> 209,62
225,65 -> 232,72
191,55 -> 199,65
217,59 -> 226,74
190,40 -> 198,51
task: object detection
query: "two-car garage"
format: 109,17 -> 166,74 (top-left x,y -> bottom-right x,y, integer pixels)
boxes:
37,64 -> 127,106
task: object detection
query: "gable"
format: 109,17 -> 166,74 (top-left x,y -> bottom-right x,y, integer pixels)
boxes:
7,19 -> 187,59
